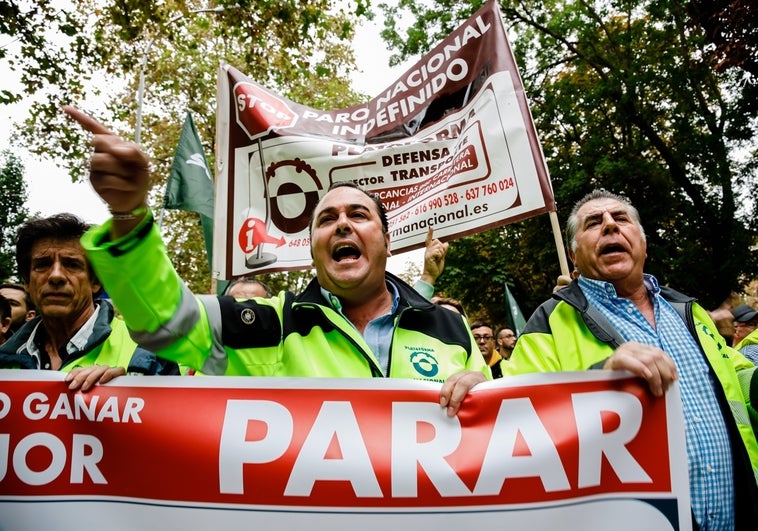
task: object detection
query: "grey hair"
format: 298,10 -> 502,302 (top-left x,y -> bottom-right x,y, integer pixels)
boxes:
565,189 -> 645,251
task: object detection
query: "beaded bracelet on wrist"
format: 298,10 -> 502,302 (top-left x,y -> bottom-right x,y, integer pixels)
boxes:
110,205 -> 148,221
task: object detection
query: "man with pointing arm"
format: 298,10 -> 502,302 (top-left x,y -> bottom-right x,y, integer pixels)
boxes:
63,106 -> 489,417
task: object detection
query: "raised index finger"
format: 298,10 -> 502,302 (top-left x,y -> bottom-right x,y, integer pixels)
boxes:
425,226 -> 434,246
63,105 -> 114,135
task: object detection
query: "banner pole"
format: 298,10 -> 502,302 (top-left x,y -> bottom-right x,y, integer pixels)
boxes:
549,210 -> 571,277
157,205 -> 166,229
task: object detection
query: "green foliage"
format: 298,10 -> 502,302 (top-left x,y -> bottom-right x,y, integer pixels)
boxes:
688,0 -> 758,77
0,1 -> 99,178
2,0 -> 371,291
130,0 -> 366,290
0,2 -> 89,103
259,269 -> 316,295
395,260 -> 421,286
379,0 -> 758,312
435,218 -> 559,326
378,0 -> 488,65
6,0 -> 755,313
0,150 -> 30,281
160,209 -> 212,293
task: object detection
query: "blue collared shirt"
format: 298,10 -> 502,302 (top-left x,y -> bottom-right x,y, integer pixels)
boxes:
579,274 -> 734,531
320,281 -> 400,375
739,344 -> 758,365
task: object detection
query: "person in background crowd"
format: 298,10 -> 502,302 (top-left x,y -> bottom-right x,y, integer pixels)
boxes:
505,189 -> 758,529
0,213 -> 179,391
0,283 -> 36,334
495,326 -> 516,361
431,296 -> 466,316
709,301 -> 738,345
471,320 -> 503,379
732,304 -> 758,365
64,105 -> 489,417
0,295 -> 12,345
225,277 -> 273,299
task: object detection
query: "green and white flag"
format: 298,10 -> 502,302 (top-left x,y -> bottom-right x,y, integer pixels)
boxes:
504,282 -> 527,336
165,112 -> 214,268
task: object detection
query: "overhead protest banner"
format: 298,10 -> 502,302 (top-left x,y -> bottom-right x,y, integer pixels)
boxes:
0,371 -> 691,530
213,0 -> 555,279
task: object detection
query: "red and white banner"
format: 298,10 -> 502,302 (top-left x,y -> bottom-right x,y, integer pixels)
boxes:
213,0 -> 555,278
0,371 -> 690,530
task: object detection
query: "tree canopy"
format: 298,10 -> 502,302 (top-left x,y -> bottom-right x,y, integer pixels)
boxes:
2,0 -> 756,318
380,0 -> 758,319
0,150 -> 30,281
687,0 -> 758,77
2,0 -> 370,292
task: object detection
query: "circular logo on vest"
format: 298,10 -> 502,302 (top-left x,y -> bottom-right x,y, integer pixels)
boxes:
240,308 -> 256,325
410,351 -> 439,378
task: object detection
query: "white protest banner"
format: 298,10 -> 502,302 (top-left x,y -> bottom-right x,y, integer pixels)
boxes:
213,0 -> 555,278
0,371 -> 690,530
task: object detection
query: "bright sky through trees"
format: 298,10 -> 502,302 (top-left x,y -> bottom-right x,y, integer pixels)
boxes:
0,11 -> 421,272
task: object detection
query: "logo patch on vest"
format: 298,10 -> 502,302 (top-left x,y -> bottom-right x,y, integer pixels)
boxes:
240,308 -> 256,325
410,351 -> 439,378
698,321 -> 728,358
